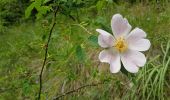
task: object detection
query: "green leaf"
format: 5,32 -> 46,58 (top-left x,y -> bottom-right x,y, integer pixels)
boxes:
43,0 -> 51,4
95,16 -> 112,33
88,35 -> 98,47
75,45 -> 86,62
25,0 -> 51,19
22,80 -> 31,95
96,0 -> 106,11
92,68 -> 98,78
35,0 -> 42,7
106,0 -> 113,3
60,0 -> 68,3
36,6 -> 52,19
36,13 -> 43,19
25,2 -> 35,18
40,6 -> 52,14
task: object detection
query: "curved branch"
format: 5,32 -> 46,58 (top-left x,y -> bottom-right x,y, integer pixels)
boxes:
37,6 -> 59,100
53,82 -> 105,100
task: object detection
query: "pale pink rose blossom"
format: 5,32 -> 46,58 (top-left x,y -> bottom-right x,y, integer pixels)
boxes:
96,14 -> 151,73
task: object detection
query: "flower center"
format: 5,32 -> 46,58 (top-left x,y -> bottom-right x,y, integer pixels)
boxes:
114,37 -> 127,52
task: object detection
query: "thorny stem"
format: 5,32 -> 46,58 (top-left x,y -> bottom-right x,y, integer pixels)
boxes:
37,6 -> 59,100
53,82 -> 105,100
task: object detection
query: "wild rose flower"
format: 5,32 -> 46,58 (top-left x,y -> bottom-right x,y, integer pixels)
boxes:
96,14 -> 151,73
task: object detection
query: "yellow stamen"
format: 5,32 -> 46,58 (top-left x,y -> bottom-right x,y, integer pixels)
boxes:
114,37 -> 127,52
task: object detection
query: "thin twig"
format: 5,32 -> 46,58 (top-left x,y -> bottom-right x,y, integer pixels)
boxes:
53,82 -> 105,100
37,6 -> 59,100
72,24 -> 92,34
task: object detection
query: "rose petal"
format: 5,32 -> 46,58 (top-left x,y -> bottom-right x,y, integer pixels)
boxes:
128,39 -> 151,51
99,49 -> 121,73
110,54 -> 121,73
111,14 -> 132,38
96,29 -> 115,48
99,49 -> 113,63
123,50 -> 146,67
126,28 -> 146,40
121,51 -> 139,73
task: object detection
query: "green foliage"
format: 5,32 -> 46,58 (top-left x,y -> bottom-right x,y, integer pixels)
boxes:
88,35 -> 98,47
0,0 -> 29,25
95,16 -> 112,33
0,0 -> 30,34
25,0 -> 52,19
1,0 -> 170,100
25,0 -> 99,20
75,45 -> 86,62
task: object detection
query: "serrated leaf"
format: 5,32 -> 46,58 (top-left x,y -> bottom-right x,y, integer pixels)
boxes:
76,45 -> 86,62
36,13 -> 43,19
22,81 -> 31,95
106,0 -> 113,3
25,0 -> 51,19
60,0 -> 68,2
95,16 -> 112,33
43,0 -> 51,4
88,35 -> 98,46
35,0 -> 42,7
96,0 -> 105,11
25,2 -> 35,18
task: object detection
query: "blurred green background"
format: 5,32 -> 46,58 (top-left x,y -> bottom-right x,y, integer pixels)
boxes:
0,0 -> 170,100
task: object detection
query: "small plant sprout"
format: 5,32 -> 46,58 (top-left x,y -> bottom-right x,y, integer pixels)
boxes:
96,14 -> 151,73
